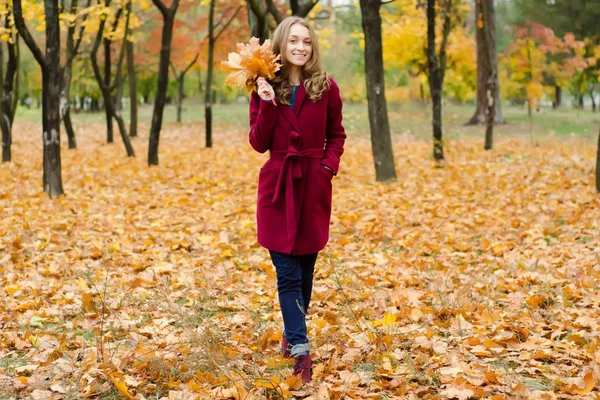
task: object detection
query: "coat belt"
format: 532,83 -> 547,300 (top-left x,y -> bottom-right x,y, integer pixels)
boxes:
270,143 -> 324,245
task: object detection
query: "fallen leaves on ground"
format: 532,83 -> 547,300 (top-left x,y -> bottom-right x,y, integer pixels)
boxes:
1,119 -> 599,399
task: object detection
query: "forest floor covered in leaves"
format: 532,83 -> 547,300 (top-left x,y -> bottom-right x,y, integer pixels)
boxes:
1,117 -> 599,399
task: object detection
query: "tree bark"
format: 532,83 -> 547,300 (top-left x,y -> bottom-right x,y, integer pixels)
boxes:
246,0 -> 269,43
60,0 -> 89,150
126,40 -> 137,137
11,36 -> 19,126
204,4 -> 241,148
112,2 -> 133,155
481,0 -> 496,150
426,0 -> 452,161
103,37 -> 114,142
171,54 -> 198,124
554,85 -> 562,109
289,0 -> 320,18
14,0 -> 64,196
61,64 -> 76,149
467,0 -> 503,125
596,125 -> 600,192
148,0 -> 180,165
205,0 -> 216,148
1,25 -> 17,163
90,3 -> 135,157
176,76 -> 183,122
359,0 -> 396,181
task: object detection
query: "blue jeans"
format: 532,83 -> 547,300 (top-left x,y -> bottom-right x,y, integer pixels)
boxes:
269,251 -> 318,357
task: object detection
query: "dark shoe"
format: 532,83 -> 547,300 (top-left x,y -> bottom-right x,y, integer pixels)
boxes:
292,353 -> 312,383
281,335 -> 292,358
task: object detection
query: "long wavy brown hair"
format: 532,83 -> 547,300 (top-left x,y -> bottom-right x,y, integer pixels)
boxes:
271,17 -> 330,105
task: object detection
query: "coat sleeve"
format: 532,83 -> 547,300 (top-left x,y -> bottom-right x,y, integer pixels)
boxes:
249,91 -> 278,153
321,78 -> 346,175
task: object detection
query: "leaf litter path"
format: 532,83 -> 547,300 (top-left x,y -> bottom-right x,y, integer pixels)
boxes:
0,120 -> 599,399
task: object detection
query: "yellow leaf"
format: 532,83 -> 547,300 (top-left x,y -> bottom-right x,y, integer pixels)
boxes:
254,377 -> 280,389
564,372 -> 595,395
4,284 -> 20,295
108,373 -> 135,400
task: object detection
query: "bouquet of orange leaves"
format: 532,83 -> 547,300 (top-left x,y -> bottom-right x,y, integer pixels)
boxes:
220,37 -> 281,104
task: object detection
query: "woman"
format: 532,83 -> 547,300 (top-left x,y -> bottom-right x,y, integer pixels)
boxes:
249,16 -> 346,383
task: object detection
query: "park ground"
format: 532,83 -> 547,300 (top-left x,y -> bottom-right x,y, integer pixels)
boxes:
0,101 -> 599,399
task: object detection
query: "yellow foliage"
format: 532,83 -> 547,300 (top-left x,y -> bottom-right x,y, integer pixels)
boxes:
381,0 -> 475,102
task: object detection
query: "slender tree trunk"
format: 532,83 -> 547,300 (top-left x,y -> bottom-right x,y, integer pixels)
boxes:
359,0 -> 396,181
467,0 -> 503,125
596,125 -> 600,192
0,41 -> 4,91
60,0 -> 88,150
481,0 -> 495,150
1,27 -> 17,162
554,85 -> 562,109
205,0 -> 216,148
61,64 -> 76,149
111,2 -> 133,156
103,38 -> 114,143
90,5 -> 135,157
590,88 -> 596,112
426,0 -> 448,161
127,40 -> 137,137
148,0 -> 180,165
176,75 -> 183,123
11,36 -> 19,125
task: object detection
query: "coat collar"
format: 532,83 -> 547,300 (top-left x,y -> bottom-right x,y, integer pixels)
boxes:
281,82 -> 307,134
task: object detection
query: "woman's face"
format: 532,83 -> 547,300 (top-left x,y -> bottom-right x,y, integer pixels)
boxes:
285,23 -> 313,69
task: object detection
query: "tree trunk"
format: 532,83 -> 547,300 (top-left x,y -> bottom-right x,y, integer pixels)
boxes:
1,27 -> 17,163
60,0 -> 88,150
554,85 -> 562,109
148,0 -> 180,165
127,40 -> 137,137
14,0 -> 64,196
90,4 -> 135,157
426,0 -> 446,161
176,75 -> 183,123
590,89 -> 596,112
205,0 -> 216,148
359,0 -> 396,181
467,0 -> 503,125
11,36 -> 20,125
246,1 -> 269,43
596,125 -> 600,192
171,54 -> 199,124
481,0 -> 496,150
61,64 -> 76,149
103,38 -> 114,143
42,68 -> 64,196
111,2 -> 134,156
0,41 -> 4,91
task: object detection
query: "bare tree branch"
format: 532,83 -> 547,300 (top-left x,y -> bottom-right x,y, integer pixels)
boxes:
215,6 -> 242,42
152,0 -> 169,16
12,0 -> 45,67
265,0 -> 282,24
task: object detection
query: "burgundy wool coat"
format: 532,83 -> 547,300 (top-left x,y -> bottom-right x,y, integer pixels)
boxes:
249,78 -> 346,255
